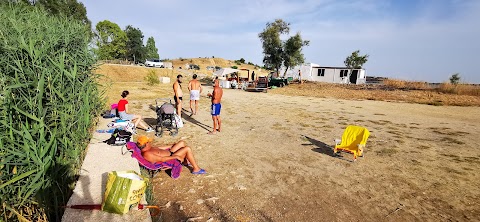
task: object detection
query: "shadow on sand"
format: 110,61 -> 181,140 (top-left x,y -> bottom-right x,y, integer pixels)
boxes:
144,117 -> 157,127
147,104 -> 211,132
301,135 -> 353,162
181,111 -> 212,132
148,104 -> 156,112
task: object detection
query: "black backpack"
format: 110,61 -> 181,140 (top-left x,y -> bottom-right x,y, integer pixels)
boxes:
102,108 -> 119,118
103,129 -> 132,146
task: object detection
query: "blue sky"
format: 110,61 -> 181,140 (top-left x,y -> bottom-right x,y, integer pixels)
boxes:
80,0 -> 480,83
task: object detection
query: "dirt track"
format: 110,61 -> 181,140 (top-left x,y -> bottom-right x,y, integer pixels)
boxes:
119,82 -> 480,221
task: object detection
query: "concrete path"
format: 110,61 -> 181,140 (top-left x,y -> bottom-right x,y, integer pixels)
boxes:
62,118 -> 151,222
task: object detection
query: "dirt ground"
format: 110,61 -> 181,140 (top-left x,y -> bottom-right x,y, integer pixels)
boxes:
102,79 -> 480,222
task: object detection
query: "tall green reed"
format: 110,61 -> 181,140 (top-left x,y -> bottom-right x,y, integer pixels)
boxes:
0,3 -> 104,221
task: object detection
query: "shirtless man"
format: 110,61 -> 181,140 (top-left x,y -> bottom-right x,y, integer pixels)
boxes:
136,135 -> 206,174
188,74 -> 202,115
173,75 -> 183,117
207,80 -> 223,134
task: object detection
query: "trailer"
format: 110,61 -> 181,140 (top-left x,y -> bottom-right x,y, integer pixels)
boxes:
245,76 -> 268,93
282,63 -> 367,84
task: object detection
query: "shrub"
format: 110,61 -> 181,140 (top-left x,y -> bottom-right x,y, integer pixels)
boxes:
145,69 -> 160,85
231,66 -> 238,69
189,64 -> 200,70
437,83 -> 480,96
200,76 -> 214,84
234,58 -> 245,64
0,4 -> 103,221
456,84 -> 480,96
383,79 -> 430,90
449,73 -> 460,84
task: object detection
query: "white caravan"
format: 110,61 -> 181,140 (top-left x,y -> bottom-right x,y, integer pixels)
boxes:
282,63 -> 367,84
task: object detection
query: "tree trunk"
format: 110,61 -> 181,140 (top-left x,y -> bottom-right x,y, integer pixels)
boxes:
349,68 -> 353,84
283,66 -> 289,77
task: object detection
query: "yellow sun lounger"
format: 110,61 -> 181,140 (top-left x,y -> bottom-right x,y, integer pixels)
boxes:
333,125 -> 370,161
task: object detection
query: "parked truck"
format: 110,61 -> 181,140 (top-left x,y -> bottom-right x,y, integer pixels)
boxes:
268,75 -> 290,87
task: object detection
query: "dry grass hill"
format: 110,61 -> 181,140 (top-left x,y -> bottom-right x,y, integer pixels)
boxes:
170,57 -> 269,78
95,57 -> 270,82
95,64 -> 176,82
95,58 -> 480,106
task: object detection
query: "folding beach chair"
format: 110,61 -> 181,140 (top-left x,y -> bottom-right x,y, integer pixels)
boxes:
124,142 -> 182,179
333,125 -> 370,161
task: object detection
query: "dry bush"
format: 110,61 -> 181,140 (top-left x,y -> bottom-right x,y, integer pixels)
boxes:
95,64 -> 177,82
271,81 -> 480,106
383,79 -> 406,88
383,79 -> 430,90
438,83 -> 456,94
406,81 -> 430,90
438,83 -> 480,96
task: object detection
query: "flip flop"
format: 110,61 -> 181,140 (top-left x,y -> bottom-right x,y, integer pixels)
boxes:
192,169 -> 206,175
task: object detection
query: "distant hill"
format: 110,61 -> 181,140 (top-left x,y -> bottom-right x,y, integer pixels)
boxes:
95,64 -> 176,82
169,57 -> 270,78
95,57 -> 270,82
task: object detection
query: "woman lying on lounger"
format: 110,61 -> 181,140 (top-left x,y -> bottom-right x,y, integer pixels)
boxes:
136,136 -> 206,174
118,90 -> 154,132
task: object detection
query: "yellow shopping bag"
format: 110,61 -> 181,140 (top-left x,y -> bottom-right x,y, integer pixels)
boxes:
101,170 -> 149,214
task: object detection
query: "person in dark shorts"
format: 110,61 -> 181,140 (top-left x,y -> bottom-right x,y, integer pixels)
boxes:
173,75 -> 183,117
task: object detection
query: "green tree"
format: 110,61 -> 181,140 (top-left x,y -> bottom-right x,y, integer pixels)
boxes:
95,20 -> 127,60
344,50 -> 369,82
449,73 -> 461,84
37,0 -> 90,28
125,25 -> 146,63
11,0 -> 93,34
282,33 -> 309,76
258,19 -> 290,75
145,36 -> 159,59
344,50 -> 369,69
259,19 -> 309,77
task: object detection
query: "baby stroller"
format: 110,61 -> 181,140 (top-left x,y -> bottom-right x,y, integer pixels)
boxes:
155,98 -> 178,137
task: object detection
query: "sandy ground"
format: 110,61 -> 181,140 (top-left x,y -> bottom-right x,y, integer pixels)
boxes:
112,82 -> 480,222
